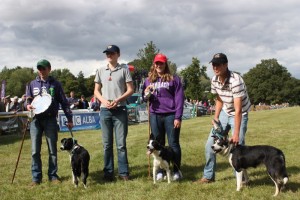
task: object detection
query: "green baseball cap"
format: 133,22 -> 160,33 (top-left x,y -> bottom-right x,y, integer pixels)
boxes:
37,59 -> 51,69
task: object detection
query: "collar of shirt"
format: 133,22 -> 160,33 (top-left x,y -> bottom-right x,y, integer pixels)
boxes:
106,63 -> 122,72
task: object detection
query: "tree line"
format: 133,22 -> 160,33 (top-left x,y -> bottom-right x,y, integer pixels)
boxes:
1,41 -> 299,105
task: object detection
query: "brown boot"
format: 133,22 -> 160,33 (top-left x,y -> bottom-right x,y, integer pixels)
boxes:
194,177 -> 215,184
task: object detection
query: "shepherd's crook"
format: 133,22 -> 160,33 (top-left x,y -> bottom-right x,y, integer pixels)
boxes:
11,117 -> 30,184
147,100 -> 151,178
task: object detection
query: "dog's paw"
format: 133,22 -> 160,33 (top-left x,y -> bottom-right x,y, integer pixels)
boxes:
242,181 -> 249,187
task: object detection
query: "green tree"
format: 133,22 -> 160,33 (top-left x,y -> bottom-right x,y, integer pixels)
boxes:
135,41 -> 159,71
0,67 -> 35,97
128,41 -> 178,92
50,69 -> 77,96
180,57 -> 209,100
0,67 -> 12,84
76,71 -> 88,97
243,59 -> 298,105
85,75 -> 96,99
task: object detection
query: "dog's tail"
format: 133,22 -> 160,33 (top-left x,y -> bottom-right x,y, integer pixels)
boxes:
280,153 -> 289,185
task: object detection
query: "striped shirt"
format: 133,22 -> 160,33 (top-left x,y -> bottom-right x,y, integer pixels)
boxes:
211,70 -> 251,116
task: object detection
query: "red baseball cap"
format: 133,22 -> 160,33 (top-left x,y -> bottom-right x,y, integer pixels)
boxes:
153,53 -> 167,63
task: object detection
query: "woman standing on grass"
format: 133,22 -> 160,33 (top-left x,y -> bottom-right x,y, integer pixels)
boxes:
142,53 -> 184,181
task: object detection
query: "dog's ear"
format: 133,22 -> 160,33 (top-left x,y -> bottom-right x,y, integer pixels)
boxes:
223,124 -> 231,136
149,133 -> 154,140
61,138 -> 66,142
74,139 -> 78,144
154,134 -> 163,143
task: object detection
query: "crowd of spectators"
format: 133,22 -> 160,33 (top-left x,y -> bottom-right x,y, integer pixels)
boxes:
0,95 -> 27,112
0,92 -> 101,113
65,91 -> 100,111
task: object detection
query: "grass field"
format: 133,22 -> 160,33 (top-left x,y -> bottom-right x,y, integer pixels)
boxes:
0,107 -> 299,200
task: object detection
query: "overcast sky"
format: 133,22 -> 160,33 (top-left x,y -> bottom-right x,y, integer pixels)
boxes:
1,0 -> 300,79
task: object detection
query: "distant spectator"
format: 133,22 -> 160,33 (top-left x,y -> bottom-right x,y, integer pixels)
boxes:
67,91 -> 79,109
78,95 -> 89,109
4,95 -> 12,112
19,94 -> 27,111
89,95 -> 96,106
91,97 -> 101,111
0,97 -> 5,112
10,96 -> 20,112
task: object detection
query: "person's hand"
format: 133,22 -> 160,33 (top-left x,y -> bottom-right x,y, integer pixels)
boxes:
230,134 -> 239,146
174,119 -> 181,129
109,100 -> 118,109
27,104 -> 34,111
105,99 -> 118,109
104,99 -> 113,108
66,122 -> 74,129
145,85 -> 154,94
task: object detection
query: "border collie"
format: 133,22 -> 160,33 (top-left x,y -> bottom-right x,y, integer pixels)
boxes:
211,132 -> 288,196
60,138 -> 90,188
147,136 -> 182,184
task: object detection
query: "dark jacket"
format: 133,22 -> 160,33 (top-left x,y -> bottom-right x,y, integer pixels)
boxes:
26,76 -> 73,122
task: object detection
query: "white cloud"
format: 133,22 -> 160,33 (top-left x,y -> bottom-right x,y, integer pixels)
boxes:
0,0 -> 300,79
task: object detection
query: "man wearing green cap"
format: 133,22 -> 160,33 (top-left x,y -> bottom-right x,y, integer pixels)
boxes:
26,59 -> 73,186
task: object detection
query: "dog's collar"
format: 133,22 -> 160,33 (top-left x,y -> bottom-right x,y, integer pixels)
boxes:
220,142 -> 234,157
71,144 -> 81,154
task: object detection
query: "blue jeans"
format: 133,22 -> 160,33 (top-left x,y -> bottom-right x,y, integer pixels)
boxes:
203,110 -> 248,180
150,113 -> 181,173
30,116 -> 59,182
100,107 -> 129,177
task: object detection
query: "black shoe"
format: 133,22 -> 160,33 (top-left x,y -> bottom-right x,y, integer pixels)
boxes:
119,175 -> 130,181
103,175 -> 114,182
51,179 -> 61,184
29,181 -> 40,187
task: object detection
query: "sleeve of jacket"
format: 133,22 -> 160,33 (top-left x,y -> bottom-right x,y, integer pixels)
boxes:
25,81 -> 34,106
57,82 -> 73,122
174,76 -> 184,121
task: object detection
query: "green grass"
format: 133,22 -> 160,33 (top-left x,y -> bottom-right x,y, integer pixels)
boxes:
1,107 -> 300,200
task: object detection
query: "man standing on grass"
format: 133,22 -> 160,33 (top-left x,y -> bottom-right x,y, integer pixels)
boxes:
94,45 -> 134,181
26,59 -> 73,186
194,53 -> 251,183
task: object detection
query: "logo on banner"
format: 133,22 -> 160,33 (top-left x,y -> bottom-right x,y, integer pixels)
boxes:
74,116 -> 81,125
60,114 -> 97,127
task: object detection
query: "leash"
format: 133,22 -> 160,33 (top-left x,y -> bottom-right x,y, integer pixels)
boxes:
64,121 -> 75,143
147,100 -> 151,178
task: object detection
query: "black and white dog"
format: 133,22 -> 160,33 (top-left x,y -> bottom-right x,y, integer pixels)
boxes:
60,138 -> 90,188
211,121 -> 288,196
146,136 -> 182,184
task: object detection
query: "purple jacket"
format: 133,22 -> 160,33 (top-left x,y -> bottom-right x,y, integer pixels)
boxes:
142,75 -> 184,120
26,76 -> 73,122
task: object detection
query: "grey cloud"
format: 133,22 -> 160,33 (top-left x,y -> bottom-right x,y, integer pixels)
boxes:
0,0 -> 300,79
